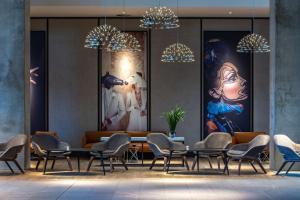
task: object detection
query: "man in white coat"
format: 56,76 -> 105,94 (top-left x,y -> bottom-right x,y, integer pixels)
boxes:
101,72 -> 127,130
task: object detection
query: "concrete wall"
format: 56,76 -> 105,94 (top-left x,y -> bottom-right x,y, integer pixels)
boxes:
31,18 -> 270,147
0,0 -> 30,169
270,0 -> 300,169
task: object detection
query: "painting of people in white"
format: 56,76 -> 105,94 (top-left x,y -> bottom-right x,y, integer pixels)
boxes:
126,72 -> 147,131
101,31 -> 148,131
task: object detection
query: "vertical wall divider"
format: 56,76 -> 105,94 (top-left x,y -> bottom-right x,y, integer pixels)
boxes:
200,18 -> 203,140
97,18 -> 101,131
46,18 -> 49,131
250,18 -> 254,131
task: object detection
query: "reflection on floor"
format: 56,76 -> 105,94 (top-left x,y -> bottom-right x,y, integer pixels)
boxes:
0,158 -> 299,200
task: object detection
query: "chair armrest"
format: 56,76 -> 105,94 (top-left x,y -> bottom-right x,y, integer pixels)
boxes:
229,143 -> 249,151
58,141 -> 71,150
193,141 -> 205,149
31,142 -> 46,156
91,142 -> 107,151
294,143 -> 300,152
0,142 -> 7,151
170,141 -> 185,150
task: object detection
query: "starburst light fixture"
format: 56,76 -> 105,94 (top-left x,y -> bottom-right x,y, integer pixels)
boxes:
107,32 -> 141,52
140,6 -> 179,29
84,24 -> 120,49
161,43 -> 195,63
236,33 -> 270,53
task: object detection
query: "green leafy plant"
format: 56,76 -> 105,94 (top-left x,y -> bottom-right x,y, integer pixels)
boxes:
162,106 -> 185,133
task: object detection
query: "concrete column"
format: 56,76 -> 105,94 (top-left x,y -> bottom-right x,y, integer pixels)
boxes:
0,0 -> 30,169
270,0 -> 300,170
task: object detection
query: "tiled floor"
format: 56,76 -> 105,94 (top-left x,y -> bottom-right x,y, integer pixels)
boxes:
0,159 -> 300,200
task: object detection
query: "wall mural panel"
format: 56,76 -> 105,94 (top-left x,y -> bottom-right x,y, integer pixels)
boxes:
203,31 -> 252,138
30,31 -> 47,134
101,31 -> 148,131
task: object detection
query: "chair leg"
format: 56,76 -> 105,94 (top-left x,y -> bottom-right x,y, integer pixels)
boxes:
249,161 -> 258,173
100,157 -> 105,175
120,158 -> 128,170
35,159 -> 41,170
149,158 -> 157,170
163,157 -> 167,171
207,157 -> 213,169
51,159 -> 56,170
217,157 -> 221,170
286,162 -> 295,175
86,156 -> 94,172
238,159 -> 242,175
109,157 -> 114,173
191,156 -> 196,170
66,156 -> 73,171
256,159 -> 267,174
5,161 -> 14,174
183,156 -> 189,171
13,160 -> 25,174
276,161 -> 288,175
43,157 -> 49,175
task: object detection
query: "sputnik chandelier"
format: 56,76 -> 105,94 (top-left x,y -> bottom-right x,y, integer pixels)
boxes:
140,6 -> 179,29
236,0 -> 270,53
161,43 -> 195,63
236,33 -> 270,53
107,32 -> 141,52
84,24 -> 120,49
160,0 -> 195,63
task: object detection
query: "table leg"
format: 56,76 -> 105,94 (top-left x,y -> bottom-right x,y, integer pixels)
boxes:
142,143 -> 144,166
100,152 -> 105,176
166,151 -> 173,173
77,156 -> 80,172
43,151 -> 50,175
197,152 -> 200,172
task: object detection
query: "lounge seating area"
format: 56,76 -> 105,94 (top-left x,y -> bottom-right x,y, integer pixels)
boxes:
1,0 -> 300,199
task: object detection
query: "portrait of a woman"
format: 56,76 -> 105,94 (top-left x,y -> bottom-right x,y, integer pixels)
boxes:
206,62 -> 248,135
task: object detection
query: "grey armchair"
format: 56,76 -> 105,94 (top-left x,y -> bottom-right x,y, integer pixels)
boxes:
274,134 -> 300,175
31,134 -> 73,174
87,133 -> 130,174
191,132 -> 232,170
0,134 -> 27,174
227,135 -> 270,175
147,133 -> 189,171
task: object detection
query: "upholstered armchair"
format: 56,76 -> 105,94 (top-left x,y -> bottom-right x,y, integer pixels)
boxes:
147,132 -> 189,171
274,134 -> 300,175
87,133 -> 130,173
31,134 -> 72,174
227,135 -> 270,175
0,134 -> 27,174
191,132 -> 232,170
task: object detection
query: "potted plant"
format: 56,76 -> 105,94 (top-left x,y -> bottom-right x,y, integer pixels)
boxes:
162,106 -> 185,138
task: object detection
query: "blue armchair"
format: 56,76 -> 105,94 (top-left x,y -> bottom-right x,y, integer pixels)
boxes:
274,134 -> 300,175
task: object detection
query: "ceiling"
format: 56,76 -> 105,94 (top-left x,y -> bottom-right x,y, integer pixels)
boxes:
30,0 -> 270,17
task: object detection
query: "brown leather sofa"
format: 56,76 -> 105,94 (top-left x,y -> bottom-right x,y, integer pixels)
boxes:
232,132 -> 267,144
82,131 -> 167,152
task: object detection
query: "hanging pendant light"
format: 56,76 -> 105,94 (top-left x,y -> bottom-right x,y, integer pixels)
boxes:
161,0 -> 195,63
107,32 -> 141,52
161,43 -> 195,62
84,24 -> 120,49
107,0 -> 141,52
140,0 -> 179,29
236,33 -> 270,53
236,0 -> 270,53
